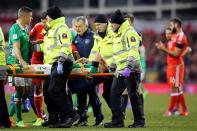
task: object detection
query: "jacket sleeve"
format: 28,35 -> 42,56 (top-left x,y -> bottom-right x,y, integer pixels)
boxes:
125,31 -> 141,70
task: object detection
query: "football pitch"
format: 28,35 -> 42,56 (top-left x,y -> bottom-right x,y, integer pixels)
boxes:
5,93 -> 197,131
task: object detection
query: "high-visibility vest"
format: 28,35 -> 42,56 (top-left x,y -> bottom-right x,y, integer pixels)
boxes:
89,22 -> 114,65
44,17 -> 74,64
0,27 -> 6,65
113,20 -> 140,71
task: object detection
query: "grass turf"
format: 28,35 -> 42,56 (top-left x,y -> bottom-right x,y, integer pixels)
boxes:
5,93 -> 197,131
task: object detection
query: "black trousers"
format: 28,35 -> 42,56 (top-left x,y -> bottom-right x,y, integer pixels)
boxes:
91,75 -> 113,108
0,80 -> 11,127
68,79 -> 102,119
111,72 -> 145,124
43,61 -> 75,119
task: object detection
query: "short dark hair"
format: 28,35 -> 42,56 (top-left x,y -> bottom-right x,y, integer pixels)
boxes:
171,17 -> 182,27
18,6 -> 32,17
40,12 -> 47,19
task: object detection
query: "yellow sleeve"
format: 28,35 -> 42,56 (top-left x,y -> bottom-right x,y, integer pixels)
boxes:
126,31 -> 140,61
89,38 -> 99,61
0,27 -> 5,48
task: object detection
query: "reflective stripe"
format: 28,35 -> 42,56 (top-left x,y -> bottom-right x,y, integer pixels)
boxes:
62,43 -> 70,47
128,45 -> 138,50
91,50 -> 97,55
47,25 -> 67,50
121,27 -> 133,50
113,28 -> 133,56
114,50 -> 126,56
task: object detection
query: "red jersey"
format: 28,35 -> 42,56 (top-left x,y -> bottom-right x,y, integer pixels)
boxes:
30,23 -> 44,64
29,23 -> 44,40
167,32 -> 187,65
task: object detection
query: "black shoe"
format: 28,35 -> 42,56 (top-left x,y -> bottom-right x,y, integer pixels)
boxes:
128,123 -> 146,128
48,123 -> 60,128
104,120 -> 124,128
74,114 -> 88,126
59,113 -> 80,128
0,123 -> 11,128
74,119 -> 88,126
42,120 -> 49,127
93,115 -> 104,126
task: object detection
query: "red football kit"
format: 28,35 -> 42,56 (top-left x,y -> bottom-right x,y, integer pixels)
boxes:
166,32 -> 187,88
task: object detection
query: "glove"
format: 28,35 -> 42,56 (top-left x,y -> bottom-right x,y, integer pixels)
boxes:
109,63 -> 117,73
121,67 -> 131,77
57,62 -> 63,75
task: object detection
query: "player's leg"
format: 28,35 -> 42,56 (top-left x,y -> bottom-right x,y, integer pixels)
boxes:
33,80 -> 44,126
164,65 -> 179,116
177,64 -> 188,116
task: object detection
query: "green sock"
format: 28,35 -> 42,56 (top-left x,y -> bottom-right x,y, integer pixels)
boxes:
14,92 -> 22,122
9,104 -> 15,117
73,94 -> 78,110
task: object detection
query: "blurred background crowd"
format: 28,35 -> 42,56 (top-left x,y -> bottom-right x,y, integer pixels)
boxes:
0,0 -> 197,83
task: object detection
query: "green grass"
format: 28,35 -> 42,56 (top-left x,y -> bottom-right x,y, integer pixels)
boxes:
5,93 -> 197,131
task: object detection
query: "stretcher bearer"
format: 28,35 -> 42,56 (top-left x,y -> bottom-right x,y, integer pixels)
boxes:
7,6 -> 33,127
104,10 -> 145,128
89,14 -> 114,109
0,26 -> 11,128
42,6 -> 79,128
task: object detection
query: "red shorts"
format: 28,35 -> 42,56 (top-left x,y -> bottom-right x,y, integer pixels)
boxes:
166,64 -> 184,88
31,51 -> 44,85
31,51 -> 44,64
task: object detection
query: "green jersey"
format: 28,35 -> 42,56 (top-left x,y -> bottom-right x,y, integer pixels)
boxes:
7,22 -> 30,64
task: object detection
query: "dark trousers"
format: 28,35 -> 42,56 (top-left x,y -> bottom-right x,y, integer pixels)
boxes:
68,79 -> 102,119
0,80 -> 11,127
43,61 -> 75,122
92,75 -> 113,108
111,72 -> 145,124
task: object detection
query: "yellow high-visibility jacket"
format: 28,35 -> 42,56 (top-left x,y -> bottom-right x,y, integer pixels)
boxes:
113,20 -> 140,71
44,17 -> 73,64
0,27 -> 6,65
89,22 -> 114,66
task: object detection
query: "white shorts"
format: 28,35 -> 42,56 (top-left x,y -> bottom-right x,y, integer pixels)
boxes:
13,77 -> 31,87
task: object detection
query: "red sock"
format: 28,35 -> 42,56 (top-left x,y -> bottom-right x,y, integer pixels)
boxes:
174,95 -> 180,111
168,94 -> 179,112
179,93 -> 188,112
34,95 -> 43,118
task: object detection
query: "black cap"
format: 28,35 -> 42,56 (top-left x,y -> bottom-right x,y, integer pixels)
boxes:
47,6 -> 63,20
94,14 -> 108,23
110,9 -> 125,25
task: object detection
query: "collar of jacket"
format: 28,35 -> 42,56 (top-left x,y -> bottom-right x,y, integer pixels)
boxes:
116,20 -> 131,36
49,17 -> 65,28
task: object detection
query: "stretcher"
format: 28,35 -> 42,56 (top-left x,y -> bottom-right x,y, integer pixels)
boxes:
1,64 -> 113,80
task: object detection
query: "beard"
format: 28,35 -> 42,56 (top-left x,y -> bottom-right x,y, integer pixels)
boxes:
172,27 -> 177,34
